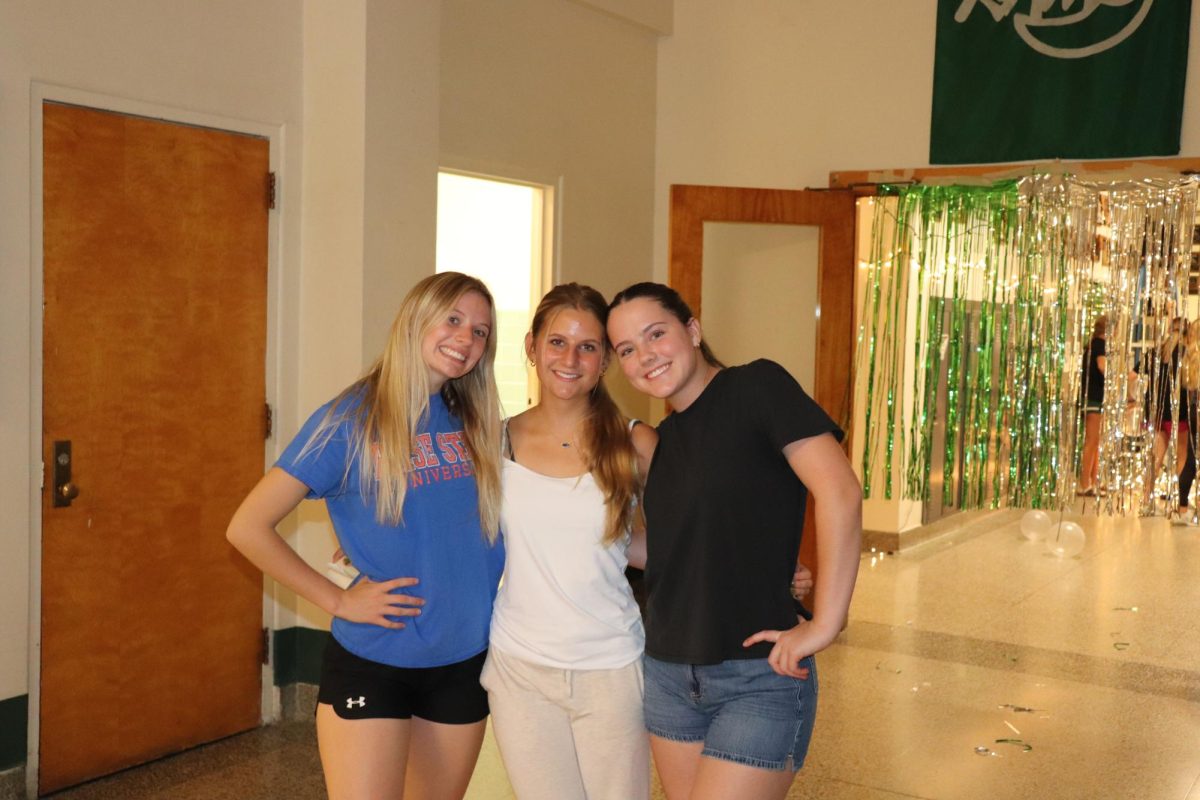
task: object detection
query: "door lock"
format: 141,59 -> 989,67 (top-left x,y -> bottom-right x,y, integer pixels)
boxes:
53,441 -> 79,508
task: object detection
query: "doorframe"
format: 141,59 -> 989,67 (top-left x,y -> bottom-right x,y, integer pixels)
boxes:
668,183 -> 857,425
27,83 -> 285,796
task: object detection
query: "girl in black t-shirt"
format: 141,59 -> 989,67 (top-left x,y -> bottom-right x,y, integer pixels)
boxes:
607,282 -> 862,800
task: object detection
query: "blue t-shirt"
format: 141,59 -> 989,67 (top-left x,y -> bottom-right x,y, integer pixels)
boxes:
276,392 -> 504,668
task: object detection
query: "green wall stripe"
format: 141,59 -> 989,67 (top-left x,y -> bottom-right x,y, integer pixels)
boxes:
0,694 -> 28,770
273,627 -> 329,687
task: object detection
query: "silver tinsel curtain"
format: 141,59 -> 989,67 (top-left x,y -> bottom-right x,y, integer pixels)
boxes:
857,175 -> 1200,514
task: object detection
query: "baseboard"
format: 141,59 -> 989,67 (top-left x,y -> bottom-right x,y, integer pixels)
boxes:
863,508 -> 1019,553
273,627 -> 329,687
0,695 -> 27,791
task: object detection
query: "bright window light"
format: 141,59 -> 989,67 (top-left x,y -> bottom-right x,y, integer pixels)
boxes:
436,172 -> 548,417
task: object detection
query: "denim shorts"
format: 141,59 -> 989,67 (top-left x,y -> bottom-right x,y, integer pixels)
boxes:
643,654 -> 818,772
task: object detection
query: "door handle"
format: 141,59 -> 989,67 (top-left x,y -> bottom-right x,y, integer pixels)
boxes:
52,440 -> 79,508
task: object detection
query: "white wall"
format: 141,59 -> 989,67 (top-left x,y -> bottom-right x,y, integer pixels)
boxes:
0,0 -> 306,706
653,0 -> 1200,282
440,0 -> 661,419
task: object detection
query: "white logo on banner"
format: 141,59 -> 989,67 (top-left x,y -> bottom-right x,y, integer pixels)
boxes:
954,0 -> 1154,59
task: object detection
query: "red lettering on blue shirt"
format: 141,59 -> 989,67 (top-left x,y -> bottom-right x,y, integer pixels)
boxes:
409,430 -> 473,488
411,433 -> 440,469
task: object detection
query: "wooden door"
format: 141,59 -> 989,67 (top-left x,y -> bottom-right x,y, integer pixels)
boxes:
668,184 -> 857,588
40,102 -> 268,794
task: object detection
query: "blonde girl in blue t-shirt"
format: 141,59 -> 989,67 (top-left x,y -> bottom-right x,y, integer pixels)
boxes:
227,271 -> 504,800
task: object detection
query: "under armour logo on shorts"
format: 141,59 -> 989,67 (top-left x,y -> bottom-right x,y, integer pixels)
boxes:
346,696 -> 366,709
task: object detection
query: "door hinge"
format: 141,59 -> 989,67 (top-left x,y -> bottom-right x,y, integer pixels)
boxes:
266,171 -> 277,210
264,402 -> 273,440
260,627 -> 270,665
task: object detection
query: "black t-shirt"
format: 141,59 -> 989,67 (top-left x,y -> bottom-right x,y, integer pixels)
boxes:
1082,336 -> 1105,404
642,359 -> 843,664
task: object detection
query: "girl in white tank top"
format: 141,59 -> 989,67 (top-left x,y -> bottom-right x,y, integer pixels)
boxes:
480,283 -> 657,800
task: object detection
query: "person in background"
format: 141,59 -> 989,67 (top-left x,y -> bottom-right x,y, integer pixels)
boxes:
1147,317 -> 1191,513
1077,315 -> 1107,497
227,272 -> 504,800
606,282 -> 861,800
1173,321 -> 1200,523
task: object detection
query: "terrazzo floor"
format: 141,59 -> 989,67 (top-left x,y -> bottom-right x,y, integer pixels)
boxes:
42,511 -> 1200,799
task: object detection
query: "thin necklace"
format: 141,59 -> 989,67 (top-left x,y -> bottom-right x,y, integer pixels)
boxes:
539,408 -> 582,449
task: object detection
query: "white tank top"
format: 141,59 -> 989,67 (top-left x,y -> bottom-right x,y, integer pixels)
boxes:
489,448 -> 645,670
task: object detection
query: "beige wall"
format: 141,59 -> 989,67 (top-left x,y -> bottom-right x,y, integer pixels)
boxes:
282,0 -> 443,634
701,223 -> 818,391
0,0 -> 451,711
570,0 -> 673,34
654,0 -> 1200,525
653,0 -> 1200,279
652,0 -> 938,286
1,0 -> 663,718
439,0 -> 660,419
0,0 -> 306,705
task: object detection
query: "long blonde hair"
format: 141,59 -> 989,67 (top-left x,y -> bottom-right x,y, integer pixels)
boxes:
305,272 -> 502,541
1183,321 -> 1200,392
530,283 -> 643,545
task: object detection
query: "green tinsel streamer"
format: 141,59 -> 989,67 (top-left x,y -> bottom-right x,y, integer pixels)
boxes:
882,194 -> 912,499
857,195 -> 886,498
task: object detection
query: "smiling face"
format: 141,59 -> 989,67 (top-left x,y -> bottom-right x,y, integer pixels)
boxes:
607,296 -> 707,408
528,307 -> 608,403
420,290 -> 492,392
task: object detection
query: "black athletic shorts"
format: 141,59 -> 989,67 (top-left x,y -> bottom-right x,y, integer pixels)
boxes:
316,637 -> 490,724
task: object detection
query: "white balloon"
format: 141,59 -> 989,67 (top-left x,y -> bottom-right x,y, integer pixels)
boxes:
1020,510 -> 1052,541
1045,521 -> 1086,558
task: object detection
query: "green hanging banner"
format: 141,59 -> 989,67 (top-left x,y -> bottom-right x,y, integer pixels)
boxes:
930,0 -> 1192,165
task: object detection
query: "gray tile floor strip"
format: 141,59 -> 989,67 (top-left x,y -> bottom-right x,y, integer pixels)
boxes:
838,620 -> 1200,704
